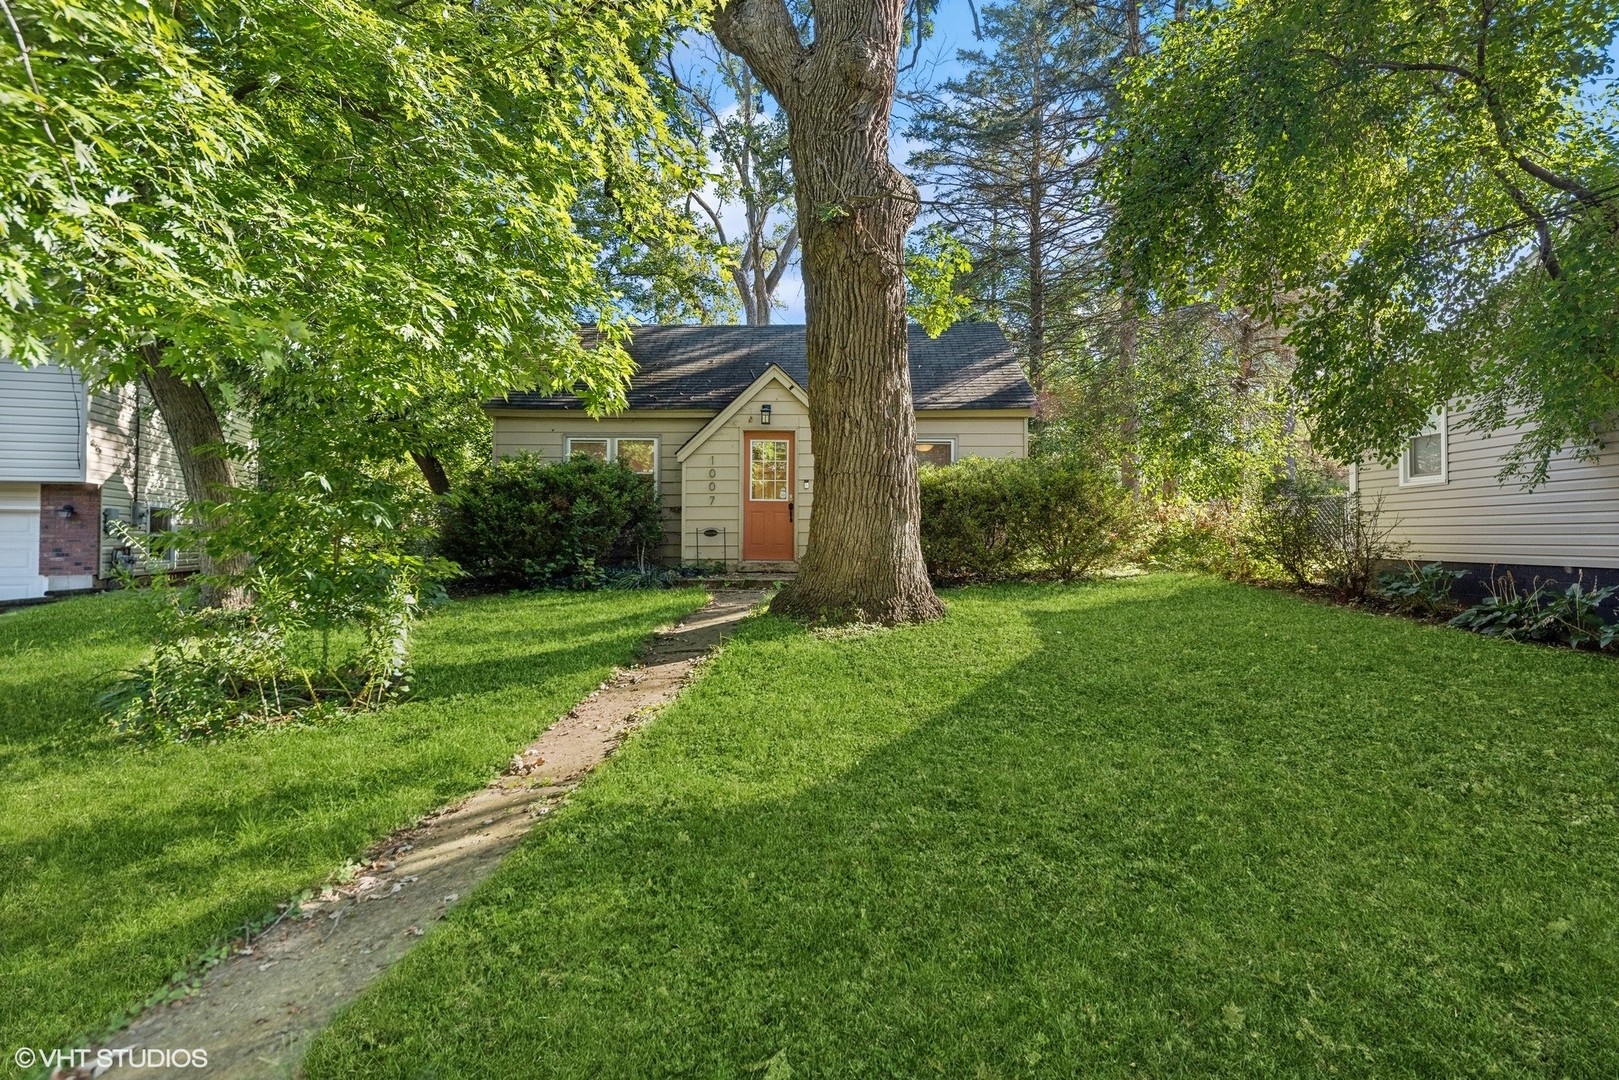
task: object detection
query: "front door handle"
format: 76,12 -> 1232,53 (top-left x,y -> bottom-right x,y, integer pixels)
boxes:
789,501 -> 794,522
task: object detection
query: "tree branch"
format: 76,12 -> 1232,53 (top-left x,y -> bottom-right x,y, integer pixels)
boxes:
1493,168 -> 1561,278
764,223 -> 799,294
712,0 -> 806,104
1513,154 -> 1607,213
0,0 -> 78,197
688,190 -> 729,246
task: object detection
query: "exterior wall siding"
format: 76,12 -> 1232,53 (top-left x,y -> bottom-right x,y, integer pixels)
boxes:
489,412 -> 708,561
679,382 -> 813,565
915,411 -> 1030,460
1354,405 -> 1619,569
87,382 -> 191,577
489,404 -> 1031,568
0,361 -> 87,483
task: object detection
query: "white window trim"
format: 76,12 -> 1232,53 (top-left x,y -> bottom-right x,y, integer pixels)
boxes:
1398,410 -> 1448,487
915,437 -> 957,465
565,436 -> 659,491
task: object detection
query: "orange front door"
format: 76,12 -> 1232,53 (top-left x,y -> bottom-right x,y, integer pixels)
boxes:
743,431 -> 795,561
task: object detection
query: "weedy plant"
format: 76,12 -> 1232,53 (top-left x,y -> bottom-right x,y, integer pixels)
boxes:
1320,492 -> 1403,598
101,475 -> 453,741
1448,574 -> 1618,650
1377,562 -> 1469,616
1244,478 -> 1336,586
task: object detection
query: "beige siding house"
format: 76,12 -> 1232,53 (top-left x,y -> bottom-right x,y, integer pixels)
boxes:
0,361 -> 189,599
487,324 -> 1035,568
1352,404 -> 1619,592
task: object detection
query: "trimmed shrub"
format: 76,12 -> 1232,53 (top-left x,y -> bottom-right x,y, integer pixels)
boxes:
441,453 -> 662,586
918,455 -> 1136,581
918,456 -> 1027,579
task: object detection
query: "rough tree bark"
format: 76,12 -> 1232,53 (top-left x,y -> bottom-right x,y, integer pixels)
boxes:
714,0 -> 944,625
139,345 -> 247,606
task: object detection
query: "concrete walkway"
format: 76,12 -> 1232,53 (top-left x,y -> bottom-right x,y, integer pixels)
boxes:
66,589 -> 765,1079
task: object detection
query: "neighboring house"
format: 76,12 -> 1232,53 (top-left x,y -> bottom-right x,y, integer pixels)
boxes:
1352,404 -> 1619,598
486,324 -> 1036,567
0,361 -> 191,600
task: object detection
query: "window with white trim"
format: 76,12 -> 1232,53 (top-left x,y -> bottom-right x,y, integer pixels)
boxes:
566,436 -> 659,489
914,438 -> 956,467
1399,411 -> 1447,486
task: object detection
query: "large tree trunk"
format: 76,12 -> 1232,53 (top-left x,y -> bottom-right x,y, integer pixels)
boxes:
716,0 -> 944,625
140,354 -> 236,503
139,345 -> 247,606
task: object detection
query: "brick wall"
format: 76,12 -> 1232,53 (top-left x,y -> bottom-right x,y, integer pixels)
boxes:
39,483 -> 102,580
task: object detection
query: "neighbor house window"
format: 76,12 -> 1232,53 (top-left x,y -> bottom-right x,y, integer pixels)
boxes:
915,439 -> 956,467
566,437 -> 658,488
1399,411 -> 1447,486
146,507 -> 175,534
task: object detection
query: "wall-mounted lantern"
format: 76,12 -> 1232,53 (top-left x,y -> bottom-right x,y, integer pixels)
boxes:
759,403 -> 772,426
55,504 -> 75,520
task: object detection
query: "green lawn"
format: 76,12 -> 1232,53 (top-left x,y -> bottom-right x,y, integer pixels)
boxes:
0,586 -> 704,1054
305,575 -> 1619,1078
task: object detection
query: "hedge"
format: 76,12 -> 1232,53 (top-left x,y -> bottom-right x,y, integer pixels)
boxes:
918,455 -> 1136,581
441,453 -> 662,586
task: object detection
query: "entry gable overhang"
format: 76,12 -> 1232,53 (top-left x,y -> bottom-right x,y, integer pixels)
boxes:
676,364 -> 808,463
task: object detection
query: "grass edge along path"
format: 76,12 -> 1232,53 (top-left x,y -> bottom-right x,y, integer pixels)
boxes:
81,589 -> 765,1079
308,575 -> 1619,1078
0,586 -> 705,1060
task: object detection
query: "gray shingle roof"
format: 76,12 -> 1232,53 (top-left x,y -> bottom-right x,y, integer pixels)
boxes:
492,322 -> 1034,412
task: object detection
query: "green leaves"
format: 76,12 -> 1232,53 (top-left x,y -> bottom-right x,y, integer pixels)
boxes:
904,224 -> 973,338
3,0 -> 708,415
0,0 -> 262,366
1104,0 -> 1619,481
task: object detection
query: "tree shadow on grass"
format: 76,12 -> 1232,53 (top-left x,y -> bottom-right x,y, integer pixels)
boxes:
307,581 -> 1619,1079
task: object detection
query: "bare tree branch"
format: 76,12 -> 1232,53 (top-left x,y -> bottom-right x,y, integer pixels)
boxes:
764,223 -> 799,294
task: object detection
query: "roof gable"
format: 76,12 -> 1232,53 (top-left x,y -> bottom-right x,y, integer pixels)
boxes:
491,322 -> 1035,413
676,365 -> 809,462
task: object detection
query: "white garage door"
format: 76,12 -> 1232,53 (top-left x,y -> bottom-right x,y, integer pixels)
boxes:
0,484 -> 45,601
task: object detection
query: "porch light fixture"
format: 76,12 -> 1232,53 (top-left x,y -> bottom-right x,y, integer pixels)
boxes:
55,504 -> 75,520
759,403 -> 772,425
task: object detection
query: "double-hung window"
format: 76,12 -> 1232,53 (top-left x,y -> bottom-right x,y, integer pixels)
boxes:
566,436 -> 659,489
1399,411 -> 1447,486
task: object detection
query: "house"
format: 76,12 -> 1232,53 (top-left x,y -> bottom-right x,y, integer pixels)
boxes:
485,323 -> 1036,567
1351,403 -> 1619,599
0,360 -> 190,601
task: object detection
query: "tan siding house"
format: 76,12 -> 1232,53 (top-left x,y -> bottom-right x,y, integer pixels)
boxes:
487,324 -> 1035,569
0,361 -> 189,599
1352,403 -> 1619,591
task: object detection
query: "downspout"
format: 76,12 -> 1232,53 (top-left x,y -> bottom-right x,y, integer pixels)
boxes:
133,382 -> 142,523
